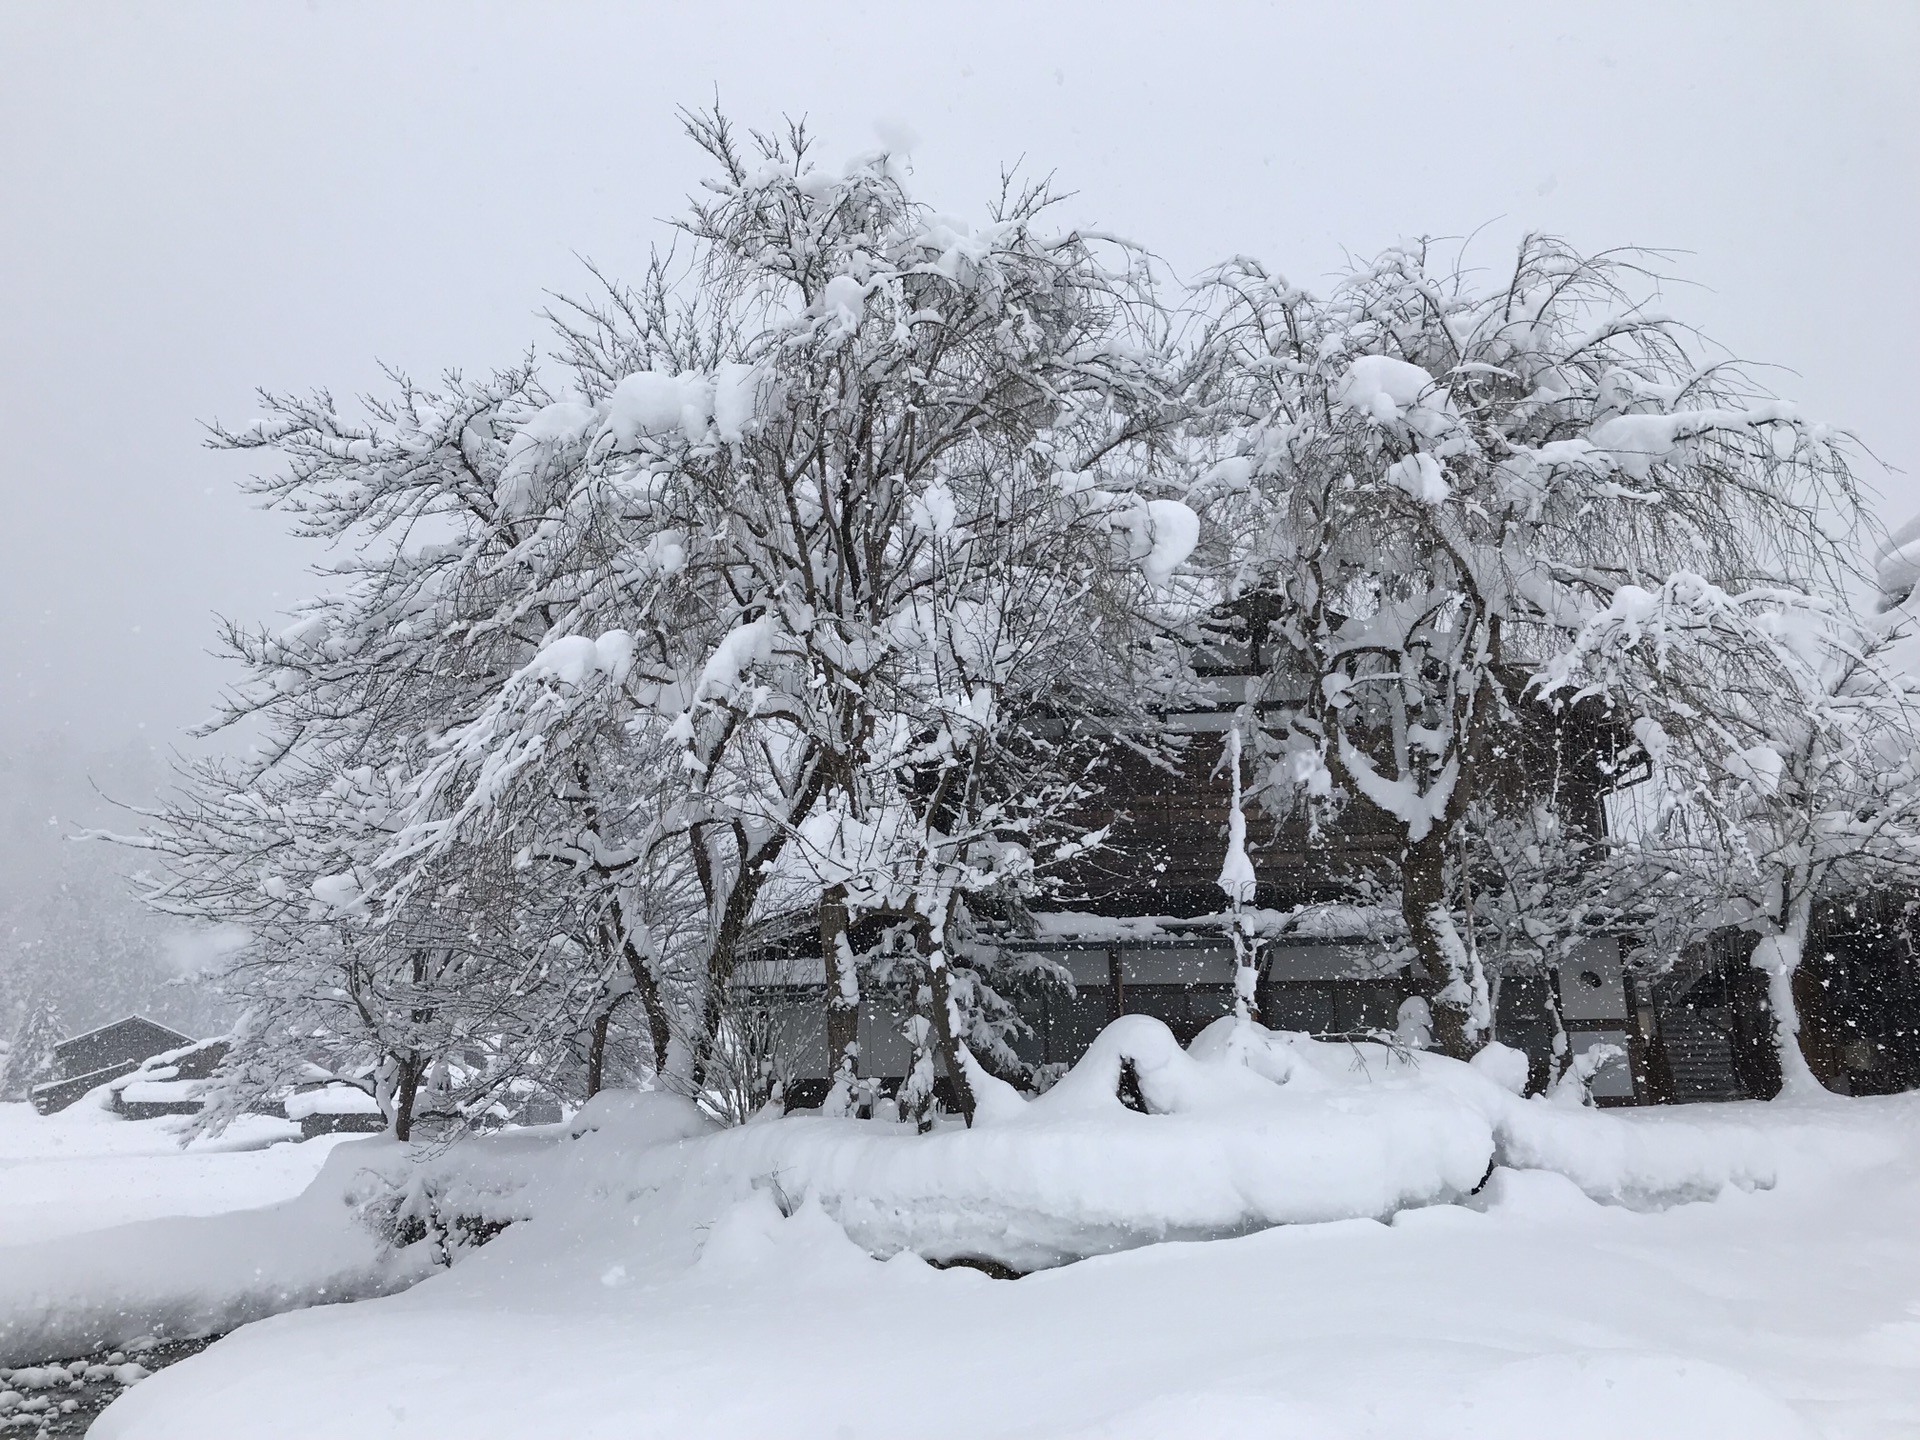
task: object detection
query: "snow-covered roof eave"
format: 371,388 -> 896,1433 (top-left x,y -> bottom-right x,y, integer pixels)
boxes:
1025,905 -> 1391,944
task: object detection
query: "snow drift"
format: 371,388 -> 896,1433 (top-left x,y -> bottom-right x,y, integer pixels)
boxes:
646,1017 -> 1776,1270
0,1138 -> 436,1367
1,1015 -> 1786,1366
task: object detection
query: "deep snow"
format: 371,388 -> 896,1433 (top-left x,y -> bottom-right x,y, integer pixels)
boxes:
96,1095 -> 1920,1439
6,1028 -> 1919,1438
0,1096 -> 347,1246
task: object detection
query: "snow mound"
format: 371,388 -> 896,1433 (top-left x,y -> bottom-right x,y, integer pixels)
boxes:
683,1018 -> 1777,1268
1497,1094 -> 1774,1206
1468,1040 -> 1530,1096
482,1019 -> 1779,1277
2,1020 -> 1788,1368
658,1024 -> 1492,1271
0,1139 -> 438,1366
65,1087 -> 1920,1440
282,1084 -> 382,1120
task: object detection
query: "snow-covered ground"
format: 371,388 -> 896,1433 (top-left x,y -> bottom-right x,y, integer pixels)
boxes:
0,1094 -> 410,1371
6,1031 -> 1917,1437
0,1022 -> 1893,1440
106,1121 -> 1920,1439
0,1096 -> 352,1247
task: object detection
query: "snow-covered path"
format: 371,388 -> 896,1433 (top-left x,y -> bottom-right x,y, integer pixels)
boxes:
89,1095 -> 1920,1440
0,1100 -> 351,1246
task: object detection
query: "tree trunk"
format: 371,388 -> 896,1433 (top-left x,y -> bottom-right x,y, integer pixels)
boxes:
688,760 -> 829,1082
820,884 -> 861,1113
695,853 -> 771,1081
1400,831 -> 1487,1060
392,948 -> 434,1141
1542,955 -> 1571,1095
1230,923 -> 1261,1026
584,1005 -> 612,1099
616,932 -> 674,1078
920,902 -> 976,1126
1220,725 -> 1261,1025
392,1052 -> 423,1142
1753,897 -> 1824,1098
901,984 -> 938,1132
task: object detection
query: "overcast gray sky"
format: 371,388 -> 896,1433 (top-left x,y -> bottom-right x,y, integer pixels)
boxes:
2,0 -> 1916,797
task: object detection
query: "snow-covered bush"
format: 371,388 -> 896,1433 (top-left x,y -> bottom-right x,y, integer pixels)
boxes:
0,1012 -> 1793,1368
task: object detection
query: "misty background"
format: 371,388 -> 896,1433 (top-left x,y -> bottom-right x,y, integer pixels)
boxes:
2,1 -> 1914,1037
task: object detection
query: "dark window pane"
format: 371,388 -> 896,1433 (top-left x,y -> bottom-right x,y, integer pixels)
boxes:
1049,989 -> 1113,1065
1186,985 -> 1236,1032
1119,946 -> 1234,985
1125,984 -> 1188,1035
1266,984 -> 1335,1033
1335,982 -> 1402,1033
1494,972 -> 1557,1050
1006,1004 -> 1048,1067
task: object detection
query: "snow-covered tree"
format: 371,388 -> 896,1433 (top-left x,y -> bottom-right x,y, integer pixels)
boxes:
1192,237 -> 1861,1058
1459,797 -> 1653,1090
119,356 -> 638,1138
126,110 -> 1892,1134
1545,580 -> 1920,1094
0,993 -> 64,1101
389,111 -> 1198,1121
808,505 -> 1195,1121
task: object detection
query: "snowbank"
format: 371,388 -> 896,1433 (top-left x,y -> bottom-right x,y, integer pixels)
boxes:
0,1094 -> 715,1367
0,1097 -> 320,1254
92,1091 -> 1920,1440
1498,1096 -> 1776,1205
0,1137 -> 434,1366
2,1016 -> 1795,1368
682,1019 -> 1487,1269
623,1017 -> 1779,1269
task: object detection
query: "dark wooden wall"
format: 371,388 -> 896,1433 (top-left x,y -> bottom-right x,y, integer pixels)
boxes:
1048,687 -> 1626,919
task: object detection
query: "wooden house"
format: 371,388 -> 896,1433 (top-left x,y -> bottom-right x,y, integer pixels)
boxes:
29,1016 -> 195,1115
738,609 -> 1655,1108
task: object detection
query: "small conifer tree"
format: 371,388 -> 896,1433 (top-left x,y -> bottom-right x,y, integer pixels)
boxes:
0,995 -> 66,1101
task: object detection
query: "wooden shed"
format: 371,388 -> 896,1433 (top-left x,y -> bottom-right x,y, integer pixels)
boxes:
29,1016 -> 195,1115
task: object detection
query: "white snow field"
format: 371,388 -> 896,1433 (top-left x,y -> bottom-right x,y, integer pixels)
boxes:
0,1093 -> 349,1247
5,1021 -> 1916,1439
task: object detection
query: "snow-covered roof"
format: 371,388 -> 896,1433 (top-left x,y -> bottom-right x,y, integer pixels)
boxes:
117,1079 -> 203,1105
52,1015 -> 193,1055
284,1084 -> 384,1120
107,1035 -> 230,1091
144,1035 -> 227,1065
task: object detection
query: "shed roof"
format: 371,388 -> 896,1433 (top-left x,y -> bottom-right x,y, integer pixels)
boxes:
52,1015 -> 194,1057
